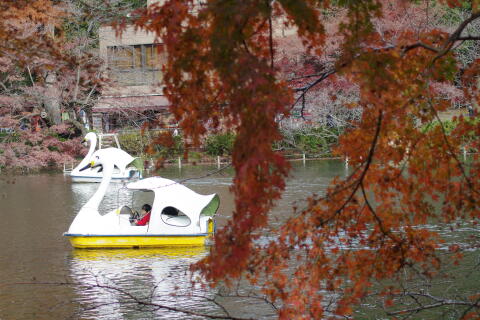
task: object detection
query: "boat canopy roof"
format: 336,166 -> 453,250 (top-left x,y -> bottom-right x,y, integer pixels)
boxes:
95,148 -> 143,172
100,148 -> 134,169
126,177 -> 219,221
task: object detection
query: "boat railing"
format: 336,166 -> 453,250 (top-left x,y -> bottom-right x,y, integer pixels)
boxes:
98,133 -> 122,150
63,161 -> 75,173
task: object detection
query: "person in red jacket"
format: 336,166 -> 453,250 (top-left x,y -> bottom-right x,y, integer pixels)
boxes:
136,204 -> 152,226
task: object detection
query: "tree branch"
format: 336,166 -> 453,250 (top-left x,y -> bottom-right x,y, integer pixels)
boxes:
401,12 -> 480,60
268,11 -> 274,70
287,72 -> 332,82
13,280 -> 256,320
360,181 -> 401,244
425,94 -> 480,197
386,292 -> 480,316
26,66 -> 35,86
402,42 -> 440,54
300,110 -> 383,227
333,110 -> 383,215
432,11 -> 480,64
73,65 -> 81,102
0,80 -> 9,92
457,36 -> 480,41
82,83 -> 97,106
288,68 -> 337,120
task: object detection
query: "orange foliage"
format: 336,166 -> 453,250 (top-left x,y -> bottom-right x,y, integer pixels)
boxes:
127,0 -> 480,318
0,0 -> 65,70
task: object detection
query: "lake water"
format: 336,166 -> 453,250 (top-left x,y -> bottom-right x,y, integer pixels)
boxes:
0,160 -> 478,319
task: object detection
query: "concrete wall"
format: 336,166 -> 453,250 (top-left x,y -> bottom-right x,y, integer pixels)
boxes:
98,0 -> 168,95
99,26 -> 158,61
99,24 -> 163,95
95,0 -> 168,130
99,0 -> 166,59
97,0 -> 295,96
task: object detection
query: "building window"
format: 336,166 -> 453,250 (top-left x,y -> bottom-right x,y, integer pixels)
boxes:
107,44 -> 166,86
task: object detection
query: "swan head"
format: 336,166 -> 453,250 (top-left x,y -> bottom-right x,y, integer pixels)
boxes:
82,132 -> 97,145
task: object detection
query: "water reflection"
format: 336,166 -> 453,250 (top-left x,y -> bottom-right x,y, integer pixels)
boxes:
66,159 -> 352,318
70,247 -> 212,320
9,160 -> 476,319
0,161 -> 344,320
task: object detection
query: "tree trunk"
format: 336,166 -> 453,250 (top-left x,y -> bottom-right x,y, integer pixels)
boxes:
66,119 -> 87,137
43,72 -> 62,125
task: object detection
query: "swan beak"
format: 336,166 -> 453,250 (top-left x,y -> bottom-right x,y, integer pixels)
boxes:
79,162 -> 92,171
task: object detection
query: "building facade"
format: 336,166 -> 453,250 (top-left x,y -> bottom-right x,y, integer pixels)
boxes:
93,0 -> 171,132
92,0 -> 307,132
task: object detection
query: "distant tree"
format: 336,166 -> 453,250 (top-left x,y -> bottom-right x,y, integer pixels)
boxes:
0,0 -> 104,131
0,116 -> 85,171
278,1 -> 476,129
63,0 -> 148,48
0,0 -> 103,170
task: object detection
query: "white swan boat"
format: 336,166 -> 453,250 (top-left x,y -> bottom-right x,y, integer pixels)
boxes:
68,132 -> 142,183
64,148 -> 218,248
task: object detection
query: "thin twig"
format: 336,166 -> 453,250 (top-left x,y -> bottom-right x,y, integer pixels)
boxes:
13,280 -> 257,320
387,292 -> 480,316
26,66 -> 35,86
332,110 -> 383,218
73,65 -> 81,102
268,7 -> 274,70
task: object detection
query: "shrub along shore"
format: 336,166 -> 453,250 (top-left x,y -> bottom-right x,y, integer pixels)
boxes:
0,125 -> 344,173
3,117 -> 473,173
118,127 -> 344,168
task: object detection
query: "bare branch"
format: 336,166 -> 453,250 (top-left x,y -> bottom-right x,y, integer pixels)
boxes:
26,66 -> 35,86
287,72 -> 332,82
288,68 -> 337,119
424,92 -> 480,197
0,81 -> 8,92
432,12 -> 480,63
82,83 -> 97,106
73,65 -> 81,102
12,280 -> 258,320
457,36 -> 480,41
333,110 -> 383,215
386,292 -> 480,316
402,42 -> 440,54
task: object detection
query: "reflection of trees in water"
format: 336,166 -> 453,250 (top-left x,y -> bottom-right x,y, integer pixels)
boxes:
357,250 -> 480,319
68,248 -> 279,319
69,248 -> 216,319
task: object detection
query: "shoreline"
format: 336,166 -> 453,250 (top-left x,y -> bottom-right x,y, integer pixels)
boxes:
0,154 -> 344,175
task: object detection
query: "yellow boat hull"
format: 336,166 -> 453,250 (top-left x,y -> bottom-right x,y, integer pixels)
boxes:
66,234 -> 211,249
66,218 -> 215,249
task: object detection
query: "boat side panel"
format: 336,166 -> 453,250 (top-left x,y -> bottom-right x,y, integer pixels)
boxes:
70,170 -> 140,183
67,235 -> 209,248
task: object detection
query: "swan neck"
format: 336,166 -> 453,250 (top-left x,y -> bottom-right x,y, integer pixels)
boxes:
73,136 -> 97,171
88,136 -> 97,155
83,163 -> 113,210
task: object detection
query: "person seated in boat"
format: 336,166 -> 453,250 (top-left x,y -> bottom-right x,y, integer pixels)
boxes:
120,206 -> 139,224
135,204 -> 152,226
